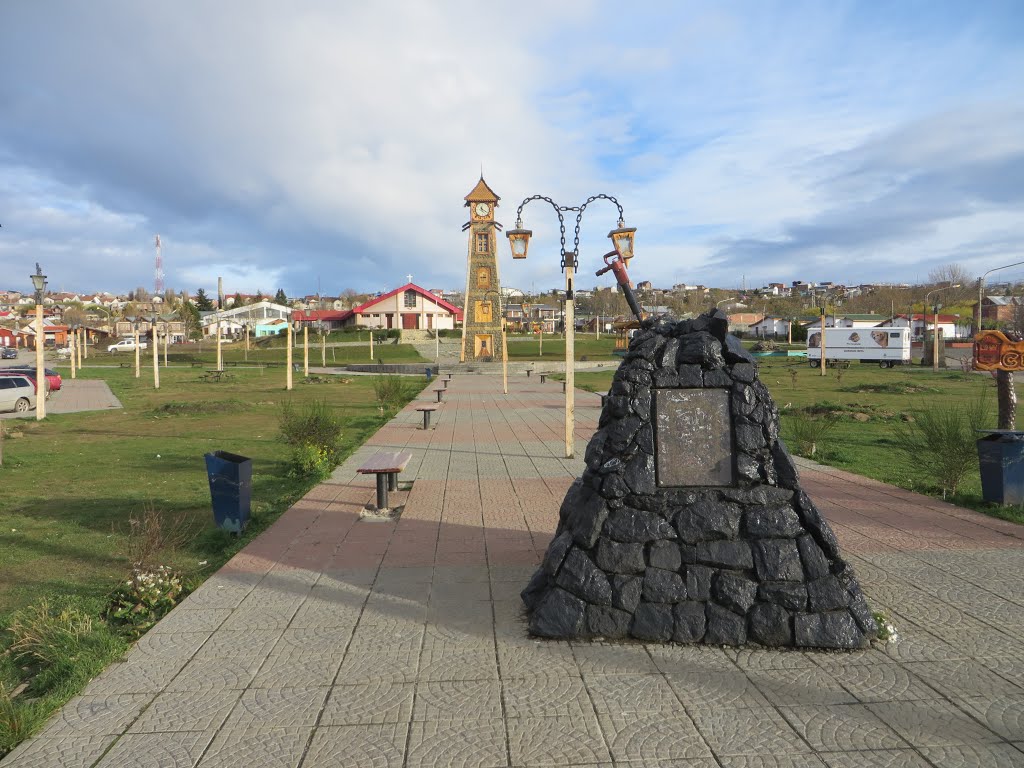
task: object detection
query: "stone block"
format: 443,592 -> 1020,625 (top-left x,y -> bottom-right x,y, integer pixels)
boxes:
647,540 -> 682,571
607,414 -> 642,453
642,568 -> 687,604
807,576 -> 851,612
623,451 -> 656,495
529,588 -> 585,638
847,590 -> 879,635
758,581 -> 808,611
631,603 -> 674,642
712,571 -> 758,613
673,602 -> 707,643
748,603 -> 793,646
753,539 -> 803,581
585,430 -> 609,471
724,334 -> 757,364
521,570 -> 549,611
794,611 -> 865,649
735,423 -> 767,453
696,540 -> 753,570
796,535 -> 831,580
744,505 -> 803,539
652,369 -> 680,387
794,492 -> 841,559
595,538 -> 645,575
702,368 -> 732,387
555,549 -> 612,606
685,565 -> 714,601
677,331 -> 725,368
771,441 -> 800,488
705,604 -> 747,646
604,506 -> 675,543
736,453 -> 761,483
675,501 -> 742,543
585,605 -> 631,639
566,488 -> 610,549
658,337 -> 680,372
541,531 -> 573,576
630,387 -> 652,420
636,422 -> 654,455
611,575 -> 642,613
601,472 -> 629,499
730,362 -> 757,382
676,364 -> 703,387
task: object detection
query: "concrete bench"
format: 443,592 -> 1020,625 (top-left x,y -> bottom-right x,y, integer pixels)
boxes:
433,387 -> 445,403
415,405 -> 439,430
357,450 -> 412,510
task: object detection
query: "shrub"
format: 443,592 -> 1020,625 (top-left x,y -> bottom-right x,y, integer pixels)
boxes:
279,399 -> 343,463
372,375 -> 412,418
105,566 -> 185,639
289,442 -> 333,479
892,395 -> 991,497
123,504 -> 193,572
6,600 -> 94,669
782,410 -> 839,458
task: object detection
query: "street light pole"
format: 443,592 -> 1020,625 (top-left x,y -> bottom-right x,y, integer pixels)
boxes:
507,194 -> 636,459
924,283 -> 960,371
30,264 -> 47,420
485,289 -> 509,395
977,260 -> 1024,335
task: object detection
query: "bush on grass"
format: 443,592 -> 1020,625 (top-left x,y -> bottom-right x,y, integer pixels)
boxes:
781,410 -> 839,459
280,398 -> 344,478
372,375 -> 413,419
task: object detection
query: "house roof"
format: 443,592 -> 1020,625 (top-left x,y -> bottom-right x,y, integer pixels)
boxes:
352,283 -> 464,320
837,314 -> 888,321
464,176 -> 499,204
291,309 -> 353,322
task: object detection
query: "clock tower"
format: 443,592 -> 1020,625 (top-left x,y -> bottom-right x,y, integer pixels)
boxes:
461,176 -> 504,363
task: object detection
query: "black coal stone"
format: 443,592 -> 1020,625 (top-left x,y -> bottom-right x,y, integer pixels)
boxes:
794,611 -> 865,649
673,602 -> 707,643
556,549 -> 612,606
529,588 -> 586,637
596,538 -> 646,574
611,574 -> 643,612
647,540 -> 682,571
748,603 -> 793,646
604,506 -> 676,543
705,604 -> 747,646
712,572 -> 758,613
631,602 -> 674,641
585,605 -> 632,639
523,311 -> 876,648
643,568 -> 687,603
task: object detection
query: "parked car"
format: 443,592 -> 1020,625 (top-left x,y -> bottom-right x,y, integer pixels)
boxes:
107,338 -> 148,353
6,366 -> 62,391
0,347 -> 18,359
0,375 -> 38,413
0,371 -> 50,398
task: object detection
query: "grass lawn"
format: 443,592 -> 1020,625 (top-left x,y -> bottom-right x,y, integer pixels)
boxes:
0,363 -> 417,754
505,334 -> 622,361
92,339 -> 427,367
572,356 -> 1021,522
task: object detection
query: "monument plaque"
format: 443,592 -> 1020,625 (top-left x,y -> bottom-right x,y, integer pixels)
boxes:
654,388 -> 733,486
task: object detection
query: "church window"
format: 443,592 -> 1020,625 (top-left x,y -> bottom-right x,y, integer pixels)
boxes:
476,232 -> 490,253
404,290 -> 417,308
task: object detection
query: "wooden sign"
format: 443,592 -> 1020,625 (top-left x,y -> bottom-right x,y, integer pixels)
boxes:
974,330 -> 1024,371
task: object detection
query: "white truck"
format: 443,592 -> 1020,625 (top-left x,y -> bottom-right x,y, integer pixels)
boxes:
107,338 -> 149,353
806,327 -> 910,369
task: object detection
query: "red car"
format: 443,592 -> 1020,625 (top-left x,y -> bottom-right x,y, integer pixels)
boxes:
6,367 -> 61,391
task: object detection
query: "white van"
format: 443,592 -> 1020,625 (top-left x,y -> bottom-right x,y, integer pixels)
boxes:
0,375 -> 37,413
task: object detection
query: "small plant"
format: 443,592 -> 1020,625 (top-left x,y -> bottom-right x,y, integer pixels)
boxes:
105,566 -> 185,639
872,610 -> 899,643
789,369 -> 798,389
892,395 -> 991,497
289,442 -> 333,479
123,504 -> 193,572
372,375 -> 411,419
782,410 -> 839,458
6,599 -> 94,669
280,399 -> 343,463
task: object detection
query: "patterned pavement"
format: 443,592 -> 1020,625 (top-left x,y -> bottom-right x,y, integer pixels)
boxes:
4,373 -> 1024,767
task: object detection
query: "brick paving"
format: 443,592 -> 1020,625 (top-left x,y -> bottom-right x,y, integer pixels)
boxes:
5,373 -> 1024,767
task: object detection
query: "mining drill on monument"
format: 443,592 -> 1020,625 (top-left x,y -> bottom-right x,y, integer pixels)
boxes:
521,309 -> 879,649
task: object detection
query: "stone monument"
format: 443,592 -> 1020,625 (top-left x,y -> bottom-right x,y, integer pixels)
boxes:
522,310 -> 878,648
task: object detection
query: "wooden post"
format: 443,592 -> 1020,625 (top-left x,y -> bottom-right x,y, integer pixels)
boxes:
35,305 -> 46,420
303,326 -> 309,377
565,263 -> 575,459
501,322 -> 508,395
286,324 -> 293,390
164,328 -> 169,367
70,332 -> 76,379
79,328 -> 85,366
244,325 -> 249,362
932,306 -> 940,371
819,308 -> 826,376
998,370 -> 1017,429
216,321 -> 223,372
134,327 -> 141,378
153,332 -> 160,389
321,332 -> 326,367
369,330 -> 374,361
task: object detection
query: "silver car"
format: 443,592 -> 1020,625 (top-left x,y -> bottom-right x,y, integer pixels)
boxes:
0,375 -> 37,413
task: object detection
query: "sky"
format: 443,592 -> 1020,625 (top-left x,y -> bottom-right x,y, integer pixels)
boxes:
1,1 -> 1022,299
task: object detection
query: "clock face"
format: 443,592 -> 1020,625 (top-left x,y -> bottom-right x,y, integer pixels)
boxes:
475,202 -> 490,216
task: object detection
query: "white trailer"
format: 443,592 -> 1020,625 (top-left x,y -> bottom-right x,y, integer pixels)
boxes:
806,327 -> 910,369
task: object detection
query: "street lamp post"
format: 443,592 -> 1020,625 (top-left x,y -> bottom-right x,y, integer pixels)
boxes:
507,194 -> 636,459
30,264 -> 47,420
925,283 -> 960,371
149,315 -> 160,389
484,289 -> 508,395
977,260 -> 1024,335
125,315 -> 141,378
69,323 -> 78,380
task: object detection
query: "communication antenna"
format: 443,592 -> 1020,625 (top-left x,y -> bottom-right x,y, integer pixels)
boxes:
154,235 -> 164,295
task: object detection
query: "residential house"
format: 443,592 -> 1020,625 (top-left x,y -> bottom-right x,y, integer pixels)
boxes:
291,309 -> 351,332
878,314 -> 962,340
255,318 -> 290,337
338,283 -> 462,331
981,296 -> 1024,324
750,317 -> 791,338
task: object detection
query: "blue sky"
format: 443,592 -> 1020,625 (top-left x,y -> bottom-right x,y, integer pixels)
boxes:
1,1 -> 1022,298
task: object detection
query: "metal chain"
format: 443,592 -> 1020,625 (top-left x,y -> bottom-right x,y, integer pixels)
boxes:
514,193 -> 625,272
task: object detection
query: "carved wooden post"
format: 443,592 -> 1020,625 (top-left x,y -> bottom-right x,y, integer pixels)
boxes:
998,370 -> 1016,430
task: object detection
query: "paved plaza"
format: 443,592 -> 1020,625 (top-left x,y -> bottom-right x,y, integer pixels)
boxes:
4,373 -> 1024,767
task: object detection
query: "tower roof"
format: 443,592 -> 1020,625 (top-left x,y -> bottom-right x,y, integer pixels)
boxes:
464,176 -> 499,204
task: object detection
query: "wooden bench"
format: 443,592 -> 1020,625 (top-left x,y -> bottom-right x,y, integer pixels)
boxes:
415,405 -> 439,430
539,373 -> 548,383
200,369 -> 233,382
357,450 -> 412,510
526,368 -> 533,377
433,387 -> 445,403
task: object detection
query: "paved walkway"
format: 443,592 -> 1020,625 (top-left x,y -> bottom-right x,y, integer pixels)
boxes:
0,379 -> 122,420
5,374 -> 1024,767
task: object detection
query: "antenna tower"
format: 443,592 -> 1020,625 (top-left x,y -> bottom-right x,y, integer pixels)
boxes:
154,234 -> 165,296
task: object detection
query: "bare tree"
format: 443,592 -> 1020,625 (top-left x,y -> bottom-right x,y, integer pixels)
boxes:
927,264 -> 973,302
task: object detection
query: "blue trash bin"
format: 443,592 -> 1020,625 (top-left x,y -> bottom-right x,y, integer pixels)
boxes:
426,367 -> 433,381
204,451 -> 252,533
977,430 -> 1024,505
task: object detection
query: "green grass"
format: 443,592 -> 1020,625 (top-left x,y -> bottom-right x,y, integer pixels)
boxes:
574,359 -> 1024,521
90,340 -> 427,367
0,364 -> 418,755
505,334 -> 622,361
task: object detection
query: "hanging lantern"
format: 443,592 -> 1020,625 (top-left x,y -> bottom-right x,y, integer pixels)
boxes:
607,221 -> 637,263
506,219 -> 533,260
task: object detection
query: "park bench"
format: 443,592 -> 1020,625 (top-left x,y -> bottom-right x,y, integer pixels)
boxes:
415,405 -> 439,430
200,369 -> 233,382
433,387 -> 445,403
539,372 -> 549,383
357,450 -> 411,510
